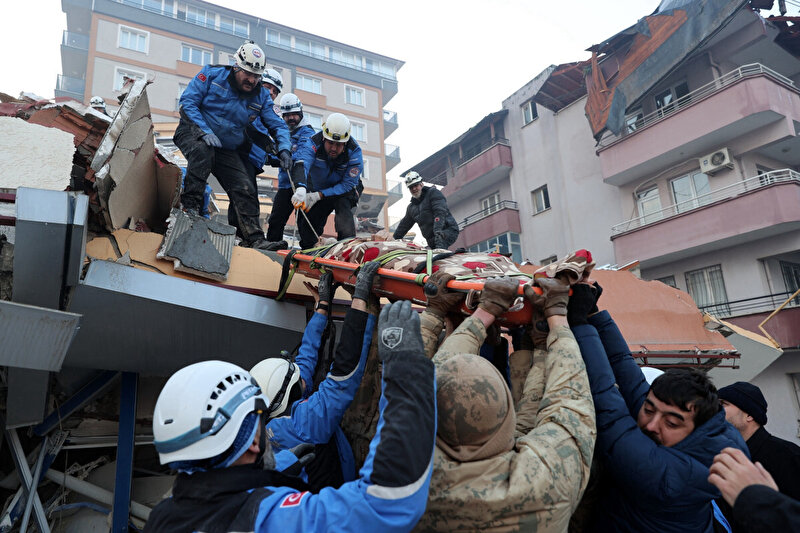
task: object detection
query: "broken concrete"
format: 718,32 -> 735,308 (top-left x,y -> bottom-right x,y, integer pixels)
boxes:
0,116 -> 75,191
0,234 -> 12,300
91,79 -> 181,233
157,209 -> 235,281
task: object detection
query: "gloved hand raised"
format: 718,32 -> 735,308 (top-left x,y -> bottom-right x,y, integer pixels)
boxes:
202,133 -> 222,148
378,301 -> 424,362
317,271 -> 333,304
291,187 -> 307,209
353,261 -> 380,302
424,271 -> 464,318
278,149 -> 293,172
478,276 -> 519,317
304,192 -> 321,211
524,277 -> 570,318
566,281 -> 602,327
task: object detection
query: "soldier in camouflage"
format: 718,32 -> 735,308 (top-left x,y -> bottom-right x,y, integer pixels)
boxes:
414,273 -> 596,533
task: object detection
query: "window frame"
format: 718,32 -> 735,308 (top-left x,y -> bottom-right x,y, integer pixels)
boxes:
531,185 -> 550,215
522,100 -> 538,125
351,121 -> 367,143
636,187 -> 663,225
344,84 -> 366,107
296,74 -> 322,95
670,170 -> 710,213
118,24 -> 150,54
219,15 -> 248,38
656,275 -> 677,288
654,80 -> 690,116
480,192 -> 501,215
113,66 -> 147,91
306,112 -> 323,132
267,29 -> 291,48
684,264 -> 730,316
625,107 -> 643,133
180,44 -> 212,66
185,5 -> 215,29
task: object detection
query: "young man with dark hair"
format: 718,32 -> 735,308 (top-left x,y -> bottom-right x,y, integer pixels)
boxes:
568,281 -> 747,532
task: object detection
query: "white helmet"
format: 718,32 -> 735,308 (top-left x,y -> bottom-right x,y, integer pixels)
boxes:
250,357 -> 302,419
405,171 -> 423,188
322,113 -> 351,143
279,93 -> 303,115
641,366 -> 665,385
235,41 -> 266,75
152,361 -> 267,465
262,68 -> 283,91
90,96 -> 105,107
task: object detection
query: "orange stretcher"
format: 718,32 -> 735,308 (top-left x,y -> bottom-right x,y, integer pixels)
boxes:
276,250 -> 544,326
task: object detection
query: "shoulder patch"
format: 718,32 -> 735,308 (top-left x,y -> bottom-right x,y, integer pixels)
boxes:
197,73 -> 207,82
280,491 -> 309,508
349,167 -> 360,178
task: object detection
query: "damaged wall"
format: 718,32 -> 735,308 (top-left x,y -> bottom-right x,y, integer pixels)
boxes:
0,117 -> 75,191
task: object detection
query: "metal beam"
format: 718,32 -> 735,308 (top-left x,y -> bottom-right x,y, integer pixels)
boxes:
33,370 -> 118,437
112,372 -> 138,533
5,429 -> 50,533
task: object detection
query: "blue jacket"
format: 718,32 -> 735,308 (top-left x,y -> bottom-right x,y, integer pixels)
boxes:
572,311 -> 748,533
266,310 -> 375,483
179,65 -> 290,153
248,119 -> 316,189
307,132 -> 363,198
145,321 -> 436,533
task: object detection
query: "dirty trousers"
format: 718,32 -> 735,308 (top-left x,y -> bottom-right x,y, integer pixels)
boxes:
297,194 -> 355,249
174,122 -> 263,244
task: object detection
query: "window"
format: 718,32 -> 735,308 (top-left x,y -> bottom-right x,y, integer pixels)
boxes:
186,6 -> 214,28
330,48 -> 360,68
655,81 -> 689,116
636,187 -> 662,225
176,82 -> 187,111
671,171 -> 710,213
540,255 -> 558,266
114,67 -> 146,91
296,74 -> 322,94
685,265 -> 730,316
351,122 -> 366,142
267,29 -> 291,48
467,232 -> 522,263
345,85 -> 365,106
757,165 -> 776,186
361,161 -> 369,183
219,16 -> 248,38
181,45 -> 212,66
295,38 -> 325,58
480,192 -> 501,215
531,185 -> 550,214
780,261 -> 800,304
118,25 -> 149,53
365,58 -> 395,78
625,107 -> 643,133
656,275 -> 677,288
306,112 -> 323,132
522,101 -> 538,125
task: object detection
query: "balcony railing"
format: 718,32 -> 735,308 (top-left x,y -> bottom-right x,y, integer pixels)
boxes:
612,169 -> 800,235
383,110 -> 398,125
456,138 -> 509,167
62,31 -> 89,50
458,200 -> 518,230
599,63 -> 796,148
385,144 -> 400,159
55,74 -> 85,95
698,291 -> 799,318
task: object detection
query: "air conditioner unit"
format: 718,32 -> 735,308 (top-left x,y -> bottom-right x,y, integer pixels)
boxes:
699,148 -> 734,175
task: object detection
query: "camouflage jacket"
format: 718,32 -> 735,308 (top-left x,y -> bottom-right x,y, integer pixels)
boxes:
415,316 -> 596,533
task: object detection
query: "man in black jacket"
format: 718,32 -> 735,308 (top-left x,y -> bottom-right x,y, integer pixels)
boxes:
718,381 -> 800,501
393,171 -> 459,250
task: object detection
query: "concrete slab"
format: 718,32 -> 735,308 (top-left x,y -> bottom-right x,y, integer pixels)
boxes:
0,116 -> 74,190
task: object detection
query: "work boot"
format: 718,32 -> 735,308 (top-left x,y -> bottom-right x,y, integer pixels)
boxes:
251,239 -> 288,251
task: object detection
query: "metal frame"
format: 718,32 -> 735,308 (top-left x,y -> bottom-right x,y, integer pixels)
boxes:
112,372 -> 138,533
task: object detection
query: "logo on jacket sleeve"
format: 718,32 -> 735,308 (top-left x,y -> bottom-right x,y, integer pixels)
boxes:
381,327 -> 403,349
280,491 -> 309,508
349,167 -> 360,178
197,73 -> 207,82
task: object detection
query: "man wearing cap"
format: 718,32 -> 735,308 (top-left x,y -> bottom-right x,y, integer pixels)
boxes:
719,382 -> 800,502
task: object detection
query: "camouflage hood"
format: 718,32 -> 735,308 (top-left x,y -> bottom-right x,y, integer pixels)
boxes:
435,354 -> 515,462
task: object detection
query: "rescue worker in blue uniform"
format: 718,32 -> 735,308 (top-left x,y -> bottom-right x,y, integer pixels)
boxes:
291,113 -> 363,249
262,93 -> 316,244
174,40 -> 292,250
146,297 -> 436,532
249,265 -> 378,491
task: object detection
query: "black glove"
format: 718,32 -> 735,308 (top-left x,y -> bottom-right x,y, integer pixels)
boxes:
424,271 -> 464,318
278,150 -> 293,172
591,282 -> 603,314
377,301 -> 424,362
317,271 -> 333,304
353,261 -> 380,301
566,283 -> 598,327
268,155 -> 282,168
279,443 -> 316,477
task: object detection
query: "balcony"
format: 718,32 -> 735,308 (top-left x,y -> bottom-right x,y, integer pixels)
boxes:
385,144 -> 400,172
598,64 -> 800,186
386,181 -> 403,207
54,74 -> 85,101
61,30 -> 89,78
440,141 -> 512,205
611,169 -> 800,267
454,201 -> 521,249
383,109 -> 398,138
